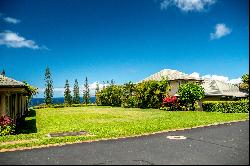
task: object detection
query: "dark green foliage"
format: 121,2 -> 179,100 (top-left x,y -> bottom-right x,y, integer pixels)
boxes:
44,67 -> 53,105
64,79 -> 72,105
22,81 -> 39,102
121,82 -> 137,108
32,103 -> 96,109
135,78 -> 170,108
97,78 -> 171,108
96,82 -> 122,106
83,77 -> 90,105
73,79 -> 80,104
202,100 -> 249,113
177,82 -> 205,111
240,73 -> 249,91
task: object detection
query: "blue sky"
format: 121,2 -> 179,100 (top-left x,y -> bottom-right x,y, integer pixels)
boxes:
0,0 -> 249,97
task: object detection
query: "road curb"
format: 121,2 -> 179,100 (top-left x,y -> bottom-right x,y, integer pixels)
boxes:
0,119 -> 248,153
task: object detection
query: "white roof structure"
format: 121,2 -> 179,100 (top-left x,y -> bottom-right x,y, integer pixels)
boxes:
140,69 -> 203,82
202,79 -> 248,97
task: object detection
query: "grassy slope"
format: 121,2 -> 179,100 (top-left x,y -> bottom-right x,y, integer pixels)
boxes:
0,106 -> 249,150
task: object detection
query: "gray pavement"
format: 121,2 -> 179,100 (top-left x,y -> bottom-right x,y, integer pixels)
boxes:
0,121 -> 249,165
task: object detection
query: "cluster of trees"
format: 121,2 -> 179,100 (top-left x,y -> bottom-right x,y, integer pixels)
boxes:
44,67 -> 90,105
96,77 -> 171,109
43,66 -> 248,109
96,78 -> 205,110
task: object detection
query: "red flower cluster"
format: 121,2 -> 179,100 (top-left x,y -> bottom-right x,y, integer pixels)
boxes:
0,115 -> 12,127
163,96 -> 177,104
162,96 -> 179,111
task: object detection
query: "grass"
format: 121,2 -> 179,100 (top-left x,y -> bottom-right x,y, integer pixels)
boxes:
0,106 -> 249,151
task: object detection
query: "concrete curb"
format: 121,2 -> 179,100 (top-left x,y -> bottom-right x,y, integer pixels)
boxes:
0,119 -> 248,153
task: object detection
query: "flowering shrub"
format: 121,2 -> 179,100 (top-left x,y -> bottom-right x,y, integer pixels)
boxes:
161,96 -> 179,111
0,115 -> 15,136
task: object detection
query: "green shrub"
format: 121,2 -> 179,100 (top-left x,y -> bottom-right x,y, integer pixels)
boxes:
97,78 -> 171,109
202,100 -> 249,113
32,103 -> 96,109
52,104 -> 65,108
178,82 -> 205,111
96,84 -> 122,106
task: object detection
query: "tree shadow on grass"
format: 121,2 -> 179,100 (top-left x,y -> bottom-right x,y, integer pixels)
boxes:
15,109 -> 37,134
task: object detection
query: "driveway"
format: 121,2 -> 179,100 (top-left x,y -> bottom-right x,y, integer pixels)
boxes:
0,121 -> 249,165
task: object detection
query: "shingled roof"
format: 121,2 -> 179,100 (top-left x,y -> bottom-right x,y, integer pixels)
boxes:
202,79 -> 248,97
0,75 -> 26,87
140,69 -> 203,82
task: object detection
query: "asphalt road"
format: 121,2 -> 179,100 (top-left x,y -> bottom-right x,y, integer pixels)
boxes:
0,121 -> 249,165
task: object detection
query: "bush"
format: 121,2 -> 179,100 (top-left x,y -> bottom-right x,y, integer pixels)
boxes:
52,104 -> 65,108
0,115 -> 15,136
121,82 -> 138,108
178,82 -> 205,111
97,78 -> 171,109
202,100 -> 249,113
96,84 -> 122,106
135,78 -> 170,109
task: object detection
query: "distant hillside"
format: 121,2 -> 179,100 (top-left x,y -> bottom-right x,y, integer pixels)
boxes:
30,97 -> 96,106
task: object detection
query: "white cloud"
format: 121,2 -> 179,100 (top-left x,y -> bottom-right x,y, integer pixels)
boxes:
160,0 -> 216,12
202,74 -> 229,82
201,74 -> 242,84
188,72 -> 242,84
210,23 -> 232,40
0,30 -> 48,50
3,17 -> 21,24
227,77 -> 242,84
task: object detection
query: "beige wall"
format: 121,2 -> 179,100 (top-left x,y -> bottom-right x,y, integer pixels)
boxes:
0,94 -> 6,116
169,80 -> 201,96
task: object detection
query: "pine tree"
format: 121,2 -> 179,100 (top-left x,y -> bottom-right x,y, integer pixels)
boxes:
110,79 -> 115,85
1,69 -> 5,76
73,79 -> 80,104
95,82 -> 100,105
103,81 -> 106,89
44,67 -> 53,105
83,77 -> 90,105
64,79 -> 72,105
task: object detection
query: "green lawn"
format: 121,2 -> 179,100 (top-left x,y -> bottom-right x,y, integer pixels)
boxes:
0,106 -> 249,151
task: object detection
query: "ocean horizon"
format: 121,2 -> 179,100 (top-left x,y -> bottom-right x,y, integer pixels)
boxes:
30,97 -> 96,106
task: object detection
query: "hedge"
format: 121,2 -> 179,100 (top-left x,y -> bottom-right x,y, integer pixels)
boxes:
202,100 -> 249,113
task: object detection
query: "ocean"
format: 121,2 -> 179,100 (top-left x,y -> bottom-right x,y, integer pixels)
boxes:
30,97 -> 96,106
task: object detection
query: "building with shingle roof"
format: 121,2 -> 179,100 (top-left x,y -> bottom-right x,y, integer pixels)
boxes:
201,79 -> 248,100
141,69 -> 203,82
140,69 -> 203,96
0,75 -> 26,87
0,74 -> 29,124
140,69 -> 248,99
